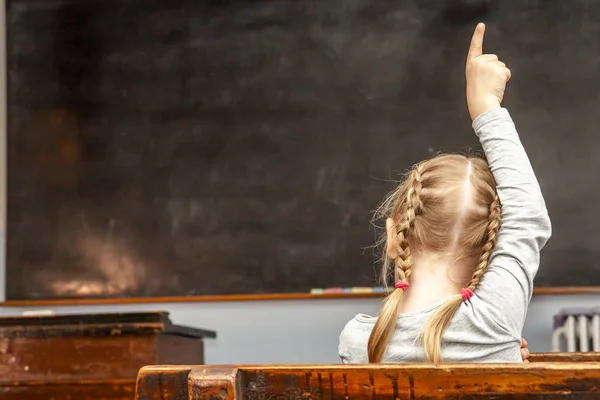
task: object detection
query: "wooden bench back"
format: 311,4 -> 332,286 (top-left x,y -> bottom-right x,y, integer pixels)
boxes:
135,353 -> 600,400
528,352 -> 600,362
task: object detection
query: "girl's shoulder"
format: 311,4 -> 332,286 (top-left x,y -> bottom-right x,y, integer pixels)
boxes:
339,314 -> 375,363
339,314 -> 377,343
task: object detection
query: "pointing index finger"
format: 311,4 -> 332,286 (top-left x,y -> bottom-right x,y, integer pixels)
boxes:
467,23 -> 485,60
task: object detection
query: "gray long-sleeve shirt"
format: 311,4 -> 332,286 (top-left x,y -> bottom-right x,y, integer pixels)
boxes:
338,108 -> 552,363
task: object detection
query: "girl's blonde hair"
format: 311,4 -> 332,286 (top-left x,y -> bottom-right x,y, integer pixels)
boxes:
367,154 -> 502,363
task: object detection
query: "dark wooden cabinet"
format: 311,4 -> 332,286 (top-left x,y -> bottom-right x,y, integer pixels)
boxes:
0,311 -> 215,399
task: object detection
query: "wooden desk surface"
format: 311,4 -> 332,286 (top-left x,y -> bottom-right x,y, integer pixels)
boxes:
136,357 -> 600,400
0,311 -> 216,338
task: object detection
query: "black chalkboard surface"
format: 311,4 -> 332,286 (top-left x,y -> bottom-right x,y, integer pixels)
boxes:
6,0 -> 599,300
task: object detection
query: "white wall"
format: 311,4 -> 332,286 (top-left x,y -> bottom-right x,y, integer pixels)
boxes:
0,293 -> 599,364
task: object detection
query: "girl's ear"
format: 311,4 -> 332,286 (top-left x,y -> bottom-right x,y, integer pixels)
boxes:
386,218 -> 399,259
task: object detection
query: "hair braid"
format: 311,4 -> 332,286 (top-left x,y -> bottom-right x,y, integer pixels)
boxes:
423,192 -> 502,363
368,165 -> 424,363
467,194 -> 501,290
395,165 -> 423,283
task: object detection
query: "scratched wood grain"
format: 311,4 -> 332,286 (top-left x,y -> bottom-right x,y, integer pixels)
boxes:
0,312 -> 211,400
528,352 -> 600,363
0,335 -> 158,381
136,361 -> 600,400
0,379 -> 135,400
0,312 -> 210,381
135,366 -> 194,400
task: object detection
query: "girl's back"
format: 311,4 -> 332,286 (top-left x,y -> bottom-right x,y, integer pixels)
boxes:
341,296 -> 519,363
338,24 -> 551,364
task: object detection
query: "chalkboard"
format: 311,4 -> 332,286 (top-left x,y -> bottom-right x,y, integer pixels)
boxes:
6,0 -> 599,300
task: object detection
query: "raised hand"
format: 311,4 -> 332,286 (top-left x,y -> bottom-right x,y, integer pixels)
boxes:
466,23 -> 512,121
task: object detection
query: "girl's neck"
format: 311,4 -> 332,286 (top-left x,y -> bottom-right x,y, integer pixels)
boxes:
401,252 -> 477,314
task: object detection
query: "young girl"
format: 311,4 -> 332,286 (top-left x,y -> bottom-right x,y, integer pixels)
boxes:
338,23 -> 551,364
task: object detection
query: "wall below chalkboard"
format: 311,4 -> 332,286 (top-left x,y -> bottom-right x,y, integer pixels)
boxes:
2,293 -> 600,363
7,0 -> 600,300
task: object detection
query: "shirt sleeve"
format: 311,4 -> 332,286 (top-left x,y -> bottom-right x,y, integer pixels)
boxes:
338,321 -> 354,364
471,108 -> 552,334
338,317 -> 371,364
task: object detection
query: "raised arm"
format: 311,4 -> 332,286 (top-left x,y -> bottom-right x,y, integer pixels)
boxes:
465,23 -> 551,332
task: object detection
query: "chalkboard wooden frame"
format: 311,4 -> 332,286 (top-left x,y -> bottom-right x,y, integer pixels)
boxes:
0,286 -> 598,307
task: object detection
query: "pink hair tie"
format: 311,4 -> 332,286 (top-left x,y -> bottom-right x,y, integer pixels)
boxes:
461,288 -> 474,301
394,281 -> 409,291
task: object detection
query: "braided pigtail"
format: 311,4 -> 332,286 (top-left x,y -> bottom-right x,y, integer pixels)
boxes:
422,194 -> 502,363
368,166 -> 423,363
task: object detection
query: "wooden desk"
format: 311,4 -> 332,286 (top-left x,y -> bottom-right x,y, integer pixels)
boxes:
529,352 -> 600,362
135,355 -> 600,400
0,311 -> 215,400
